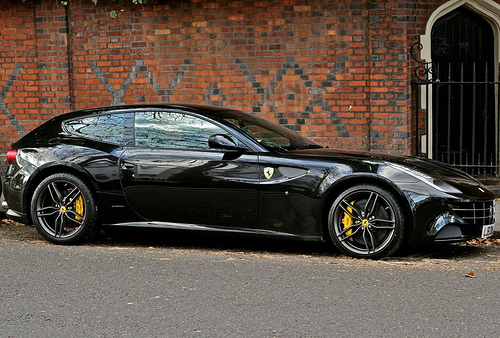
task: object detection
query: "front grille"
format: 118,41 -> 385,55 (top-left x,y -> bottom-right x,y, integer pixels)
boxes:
451,201 -> 495,226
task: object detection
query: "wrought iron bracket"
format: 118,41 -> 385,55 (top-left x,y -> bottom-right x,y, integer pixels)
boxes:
411,35 -> 435,83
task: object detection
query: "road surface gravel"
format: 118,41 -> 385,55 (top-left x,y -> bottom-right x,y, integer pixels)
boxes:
1,220 -> 499,337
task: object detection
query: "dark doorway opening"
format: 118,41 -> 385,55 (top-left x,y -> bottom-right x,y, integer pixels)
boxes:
431,7 -> 496,173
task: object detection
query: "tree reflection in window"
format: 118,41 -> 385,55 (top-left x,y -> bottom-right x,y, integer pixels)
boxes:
134,111 -> 228,150
65,113 -> 133,145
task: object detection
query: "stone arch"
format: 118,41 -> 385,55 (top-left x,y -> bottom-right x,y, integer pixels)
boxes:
421,0 -> 500,65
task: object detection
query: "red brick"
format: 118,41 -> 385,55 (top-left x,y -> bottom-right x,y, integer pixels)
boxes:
0,0 -> 439,166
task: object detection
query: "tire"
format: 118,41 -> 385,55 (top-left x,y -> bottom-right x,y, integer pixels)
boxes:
328,184 -> 405,259
31,173 -> 99,245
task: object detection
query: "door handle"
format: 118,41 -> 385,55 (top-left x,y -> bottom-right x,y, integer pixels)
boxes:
120,161 -> 135,170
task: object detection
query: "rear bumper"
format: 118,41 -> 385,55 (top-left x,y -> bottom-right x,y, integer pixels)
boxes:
6,208 -> 30,225
0,194 -> 7,213
0,176 -> 6,213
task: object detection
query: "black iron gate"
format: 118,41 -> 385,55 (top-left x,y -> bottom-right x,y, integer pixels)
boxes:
411,35 -> 500,181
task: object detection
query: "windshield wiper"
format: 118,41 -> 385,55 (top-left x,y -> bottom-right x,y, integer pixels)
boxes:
292,144 -> 323,150
259,140 -> 288,152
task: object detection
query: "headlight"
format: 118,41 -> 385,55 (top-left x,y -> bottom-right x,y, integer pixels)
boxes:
387,163 -> 462,194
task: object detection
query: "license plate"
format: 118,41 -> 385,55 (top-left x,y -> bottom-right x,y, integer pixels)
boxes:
481,224 -> 495,238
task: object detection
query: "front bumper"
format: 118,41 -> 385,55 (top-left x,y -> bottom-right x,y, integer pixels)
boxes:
410,195 -> 495,244
429,200 -> 495,242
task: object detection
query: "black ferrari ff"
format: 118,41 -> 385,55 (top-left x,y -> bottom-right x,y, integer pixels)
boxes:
2,104 -> 496,258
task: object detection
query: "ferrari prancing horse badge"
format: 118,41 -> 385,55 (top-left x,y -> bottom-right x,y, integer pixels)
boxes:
264,167 -> 274,180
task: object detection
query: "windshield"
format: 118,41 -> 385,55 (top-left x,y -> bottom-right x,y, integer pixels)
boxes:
210,109 -> 321,151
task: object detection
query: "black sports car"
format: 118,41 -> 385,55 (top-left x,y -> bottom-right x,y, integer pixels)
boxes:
2,104 -> 496,258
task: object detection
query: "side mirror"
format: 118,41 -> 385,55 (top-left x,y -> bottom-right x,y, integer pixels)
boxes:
208,134 -> 246,152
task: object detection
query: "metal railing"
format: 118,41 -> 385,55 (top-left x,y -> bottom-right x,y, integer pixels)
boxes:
411,36 -> 500,181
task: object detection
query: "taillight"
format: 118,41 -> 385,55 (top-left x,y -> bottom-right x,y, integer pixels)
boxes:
7,149 -> 17,164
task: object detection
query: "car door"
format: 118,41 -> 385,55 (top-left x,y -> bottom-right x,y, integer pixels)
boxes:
119,110 -> 260,229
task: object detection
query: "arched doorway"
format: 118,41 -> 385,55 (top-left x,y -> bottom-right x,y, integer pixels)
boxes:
431,7 -> 496,170
415,0 -> 500,180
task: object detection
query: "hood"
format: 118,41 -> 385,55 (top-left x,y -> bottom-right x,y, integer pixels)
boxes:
290,148 -> 496,198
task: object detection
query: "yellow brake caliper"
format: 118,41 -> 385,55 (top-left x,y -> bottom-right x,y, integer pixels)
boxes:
342,201 -> 355,241
75,195 -> 84,221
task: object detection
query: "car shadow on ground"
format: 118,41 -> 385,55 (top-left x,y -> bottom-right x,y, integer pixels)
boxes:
97,226 -> 335,256
1,220 -> 498,261
96,226 -> 499,260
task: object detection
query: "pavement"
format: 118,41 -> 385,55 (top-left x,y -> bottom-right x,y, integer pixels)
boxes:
1,230 -> 499,336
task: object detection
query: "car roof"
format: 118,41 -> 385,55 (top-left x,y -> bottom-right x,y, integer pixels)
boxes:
61,103 -> 241,120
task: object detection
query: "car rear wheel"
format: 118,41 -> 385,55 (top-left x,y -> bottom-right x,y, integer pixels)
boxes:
31,173 -> 98,244
328,184 -> 405,259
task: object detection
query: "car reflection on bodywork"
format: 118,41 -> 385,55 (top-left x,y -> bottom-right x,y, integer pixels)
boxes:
2,103 -> 496,259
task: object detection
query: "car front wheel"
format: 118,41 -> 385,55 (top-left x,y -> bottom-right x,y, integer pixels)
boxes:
31,173 -> 98,244
328,184 -> 405,259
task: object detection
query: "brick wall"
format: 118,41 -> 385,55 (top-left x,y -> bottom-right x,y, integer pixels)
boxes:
0,0 -> 453,169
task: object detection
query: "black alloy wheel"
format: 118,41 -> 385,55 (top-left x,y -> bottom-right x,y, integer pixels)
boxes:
31,173 -> 98,244
328,184 -> 405,259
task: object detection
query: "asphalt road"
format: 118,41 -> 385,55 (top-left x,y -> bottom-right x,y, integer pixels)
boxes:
1,222 -> 499,337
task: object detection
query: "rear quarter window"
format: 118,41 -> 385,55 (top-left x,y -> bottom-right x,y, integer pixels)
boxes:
64,113 -> 134,145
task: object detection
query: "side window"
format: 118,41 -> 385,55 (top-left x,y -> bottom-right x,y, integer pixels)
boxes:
134,111 -> 229,150
65,113 -> 134,145
224,117 -> 290,148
